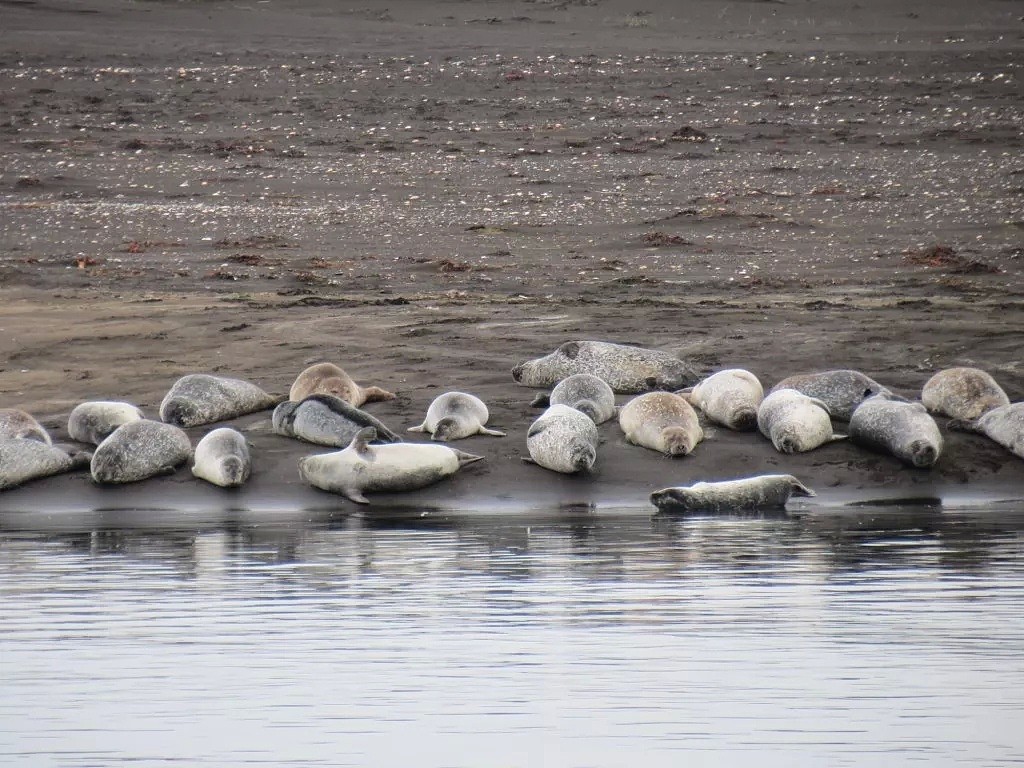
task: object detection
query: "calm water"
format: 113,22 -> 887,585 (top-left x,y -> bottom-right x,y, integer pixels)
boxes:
2,503 -> 1023,767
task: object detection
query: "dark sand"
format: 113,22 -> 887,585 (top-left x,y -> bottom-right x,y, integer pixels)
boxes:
1,0 -> 1022,516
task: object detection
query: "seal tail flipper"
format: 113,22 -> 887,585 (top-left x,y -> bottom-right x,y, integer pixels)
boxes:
531,392 -> 551,408
348,427 -> 377,459
478,427 -> 506,437
829,433 -> 848,442
453,450 -> 485,467
407,423 -> 428,433
789,478 -> 816,497
675,387 -> 697,405
361,386 -> 396,403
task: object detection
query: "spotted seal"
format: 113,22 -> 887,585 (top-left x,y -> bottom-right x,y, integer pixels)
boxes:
524,403 -> 599,474
0,409 -> 51,445
274,394 -> 402,447
91,420 -> 192,484
757,388 -> 846,454
679,368 -> 763,431
650,474 -> 816,513
68,401 -> 145,445
298,426 -> 483,504
160,374 -> 280,428
769,370 -> 890,421
848,393 -> 942,468
0,439 -> 90,490
921,367 -> 1010,421
949,402 -> 1024,460
191,427 -> 251,487
618,392 -> 703,457
289,362 -> 395,408
408,391 -> 505,441
532,374 -> 617,425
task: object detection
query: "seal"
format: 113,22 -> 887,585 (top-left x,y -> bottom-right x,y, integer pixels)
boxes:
68,401 -> 145,445
921,367 -> 1010,421
679,368 -> 763,431
532,374 -> 616,425
769,370 -> 889,421
650,474 -> 816,513
91,420 -> 193,484
949,402 -> 1024,460
618,392 -> 703,457
274,394 -> 402,447
0,439 -> 90,490
848,393 -> 942,468
191,427 -> 251,487
289,362 -> 395,408
298,426 -> 483,504
512,340 -> 699,394
160,373 -> 280,428
408,391 -> 506,441
524,403 -> 599,474
0,408 -> 51,445
757,388 -> 846,454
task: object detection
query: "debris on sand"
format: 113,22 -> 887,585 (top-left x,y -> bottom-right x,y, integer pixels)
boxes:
902,244 -> 1001,274
670,126 -> 709,143
641,231 -> 692,247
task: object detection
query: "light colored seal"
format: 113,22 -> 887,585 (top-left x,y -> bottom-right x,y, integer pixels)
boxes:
679,368 -> 763,431
0,439 -> 90,490
0,408 -> 51,445
160,373 -> 281,428
650,474 -> 816,513
274,394 -> 402,447
618,392 -> 703,457
298,426 -> 483,504
757,388 -> 846,454
91,420 -> 192,484
524,403 -> 600,474
192,427 -> 251,487
68,401 -> 145,445
289,362 -> 395,408
769,370 -> 890,421
532,374 -> 617,425
949,402 -> 1024,460
921,367 -> 1010,421
848,393 -> 942,468
408,391 -> 505,441
512,340 -> 699,394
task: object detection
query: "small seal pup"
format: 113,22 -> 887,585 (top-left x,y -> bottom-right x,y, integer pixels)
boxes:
949,402 -> 1024,460
770,370 -> 890,421
91,420 -> 192,484
68,401 -> 145,445
0,408 -> 51,445
650,474 -> 816,513
921,367 -> 1010,421
408,392 -> 506,441
160,373 -> 281,428
532,374 -> 616,425
512,340 -> 699,394
679,369 -> 763,431
192,427 -> 251,487
618,392 -> 703,457
0,439 -> 91,490
524,404 -> 599,474
298,426 -> 483,504
274,394 -> 402,447
848,393 -> 943,468
289,362 -> 395,408
757,388 -> 846,454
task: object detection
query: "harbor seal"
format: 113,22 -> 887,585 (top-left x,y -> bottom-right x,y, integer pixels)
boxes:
160,373 -> 281,428
949,402 -> 1024,460
192,427 -> 251,487
68,401 -> 145,445
679,368 -> 763,431
618,392 -> 703,457
91,420 -> 192,484
532,374 -> 617,424
769,370 -> 890,421
298,426 -> 483,504
408,391 -> 505,441
273,394 -> 402,447
289,362 -> 395,408
921,367 -> 1010,421
0,439 -> 90,490
512,340 -> 699,394
0,408 -> 51,445
650,474 -> 816,513
757,388 -> 846,454
524,404 -> 599,474
848,393 -> 943,468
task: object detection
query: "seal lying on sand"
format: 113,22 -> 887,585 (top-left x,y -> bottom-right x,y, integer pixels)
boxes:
274,394 -> 402,447
192,427 -> 251,487
0,409 -> 51,445
921,367 -> 1010,421
618,392 -> 703,457
0,439 -> 90,490
408,391 -> 505,441
848,393 -> 942,468
91,420 -> 192,484
532,374 -> 616,425
512,341 -> 699,394
650,474 -> 816,513
160,374 -> 280,428
679,368 -> 763,431
298,426 -> 483,504
290,362 -> 395,408
757,388 -> 846,453
524,404 -> 599,474
949,402 -> 1024,460
769,370 -> 889,421
68,401 -> 145,445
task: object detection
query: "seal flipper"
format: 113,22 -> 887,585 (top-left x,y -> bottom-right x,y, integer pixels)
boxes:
407,423 -> 428,433
344,487 -> 370,505
452,450 -> 484,467
477,426 -> 506,437
531,392 -> 551,408
348,427 -> 377,460
947,418 -> 982,434
828,433 -> 847,443
789,477 -> 816,498
360,385 -> 397,404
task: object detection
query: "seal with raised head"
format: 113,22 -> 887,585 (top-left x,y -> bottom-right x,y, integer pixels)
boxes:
618,392 -> 703,457
512,340 -> 699,394
68,401 -> 145,445
533,374 -> 617,425
274,394 -> 402,447
408,391 -> 505,441
757,388 -> 846,454
91,420 -> 192,484
524,403 -> 600,474
921,367 -> 1010,421
650,474 -> 816,513
949,402 -> 1024,460
290,362 -> 395,408
848,393 -> 942,468
0,409 -> 51,445
0,439 -> 90,490
679,368 -> 763,431
769,370 -> 889,421
192,427 -> 251,487
160,374 -> 281,428
298,426 -> 483,504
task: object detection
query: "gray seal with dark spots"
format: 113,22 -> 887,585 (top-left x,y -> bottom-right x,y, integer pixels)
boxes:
0,439 -> 90,490
949,402 -> 1024,460
273,394 -> 402,447
0,409 -> 51,445
769,370 -> 890,421
192,427 -> 251,487
848,393 -> 942,468
921,367 -> 1009,421
524,404 -> 599,474
679,368 -> 763,431
651,474 -> 816,513
618,392 -> 703,457
160,374 -> 281,428
68,401 -> 145,445
757,388 -> 846,454
408,391 -> 505,441
534,374 -> 616,424
91,419 -> 192,484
